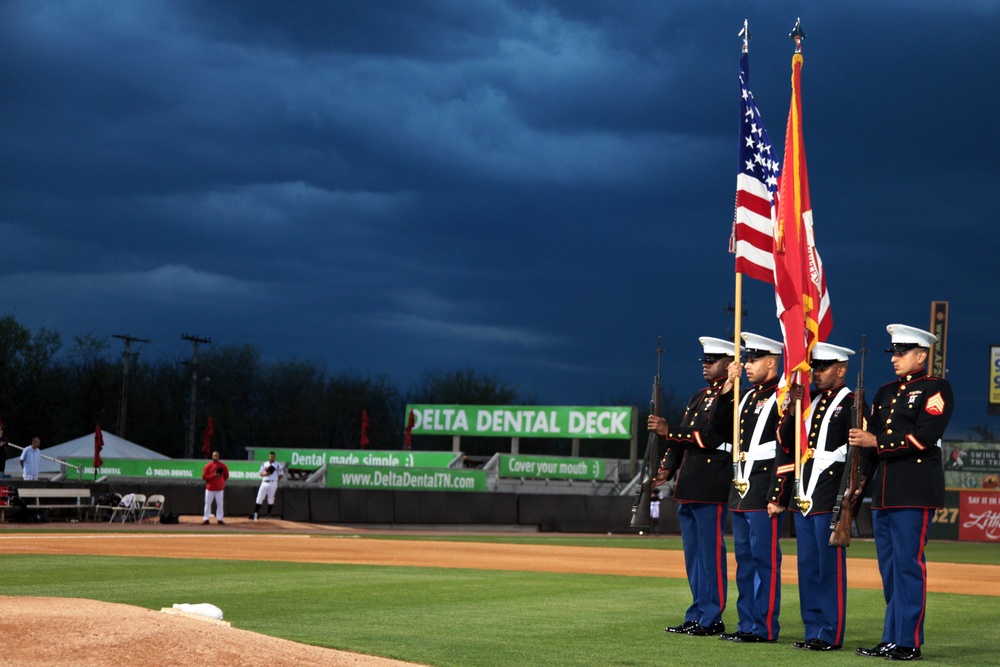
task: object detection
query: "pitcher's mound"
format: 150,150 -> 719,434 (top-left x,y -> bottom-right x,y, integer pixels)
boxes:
0,596 -> 426,667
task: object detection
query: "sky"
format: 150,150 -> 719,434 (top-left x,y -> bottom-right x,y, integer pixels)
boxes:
2,0 -> 999,438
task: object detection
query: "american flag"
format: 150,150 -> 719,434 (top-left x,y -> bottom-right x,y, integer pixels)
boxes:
730,51 -> 779,284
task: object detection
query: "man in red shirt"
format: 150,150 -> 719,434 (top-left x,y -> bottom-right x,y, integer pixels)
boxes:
202,451 -> 229,525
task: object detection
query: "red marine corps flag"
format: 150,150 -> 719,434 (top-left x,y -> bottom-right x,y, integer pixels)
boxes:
773,20 -> 833,462
202,417 -> 215,456
404,410 -> 416,449
94,425 -> 104,469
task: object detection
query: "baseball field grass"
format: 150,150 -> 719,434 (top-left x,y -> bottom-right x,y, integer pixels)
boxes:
2,533 -> 998,667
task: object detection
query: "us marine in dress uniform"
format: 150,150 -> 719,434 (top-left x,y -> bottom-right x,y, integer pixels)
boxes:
850,324 -> 953,662
775,342 -> 862,652
648,337 -> 736,638
712,332 -> 790,643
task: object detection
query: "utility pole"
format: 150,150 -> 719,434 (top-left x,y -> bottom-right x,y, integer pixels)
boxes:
724,303 -> 749,340
182,334 -> 211,459
113,334 -> 150,438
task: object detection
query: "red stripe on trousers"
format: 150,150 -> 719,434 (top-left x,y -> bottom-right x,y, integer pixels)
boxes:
835,545 -> 845,644
914,510 -> 930,648
766,515 -> 778,640
716,505 -> 726,614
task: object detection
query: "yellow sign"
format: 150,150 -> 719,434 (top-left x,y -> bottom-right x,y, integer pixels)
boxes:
929,301 -> 948,378
990,346 -> 1000,414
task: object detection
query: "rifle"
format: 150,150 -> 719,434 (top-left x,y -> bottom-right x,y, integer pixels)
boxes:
631,337 -> 663,530
829,335 -> 866,547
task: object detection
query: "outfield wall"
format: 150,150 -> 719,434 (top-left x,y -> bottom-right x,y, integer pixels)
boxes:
5,480 -> 659,533
3,480 -> 886,536
134,484 -> 840,536
114,483 -> 717,534
115,482 -> 645,533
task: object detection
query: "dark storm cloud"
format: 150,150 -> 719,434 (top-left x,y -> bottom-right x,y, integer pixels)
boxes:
1,0 -> 998,434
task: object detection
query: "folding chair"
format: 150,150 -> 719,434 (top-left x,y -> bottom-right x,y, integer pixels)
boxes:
111,493 -> 146,523
108,493 -> 136,523
92,501 -> 115,522
123,494 -> 146,522
137,494 -> 165,522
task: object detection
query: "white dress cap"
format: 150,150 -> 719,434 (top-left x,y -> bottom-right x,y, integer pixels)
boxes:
699,337 -> 740,357
741,332 -> 783,357
812,342 -> 855,363
886,324 -> 937,348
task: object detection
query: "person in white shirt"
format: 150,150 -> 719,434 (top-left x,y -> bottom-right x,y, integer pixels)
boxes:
20,437 -> 42,480
252,451 -> 284,520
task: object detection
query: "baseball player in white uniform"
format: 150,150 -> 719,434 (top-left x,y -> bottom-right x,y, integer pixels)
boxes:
253,451 -> 284,520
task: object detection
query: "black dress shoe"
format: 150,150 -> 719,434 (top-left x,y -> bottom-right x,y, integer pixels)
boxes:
856,642 -> 896,657
719,631 -> 745,641
665,620 -> 698,634
687,621 -> 725,636
885,647 -> 922,661
805,639 -> 841,651
792,639 -> 815,649
734,633 -> 775,643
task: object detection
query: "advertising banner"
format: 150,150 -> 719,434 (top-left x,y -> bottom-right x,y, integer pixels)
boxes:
405,404 -> 632,439
942,441 -> 1000,490
990,345 -> 1000,415
959,491 -> 1000,542
66,458 -> 264,481
250,448 -> 457,469
928,489 -> 960,541
325,465 -> 486,492
497,454 -> 604,480
929,301 -> 948,378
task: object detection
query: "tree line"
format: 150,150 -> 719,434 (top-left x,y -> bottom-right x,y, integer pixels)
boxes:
1,315 -> 674,460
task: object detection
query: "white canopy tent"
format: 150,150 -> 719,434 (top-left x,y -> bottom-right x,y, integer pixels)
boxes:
4,431 -> 169,478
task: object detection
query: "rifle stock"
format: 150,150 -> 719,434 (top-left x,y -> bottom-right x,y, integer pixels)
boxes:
631,337 -> 663,530
829,335 -> 866,547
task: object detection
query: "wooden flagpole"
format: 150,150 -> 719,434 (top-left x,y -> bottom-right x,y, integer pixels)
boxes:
732,273 -> 745,493
793,373 -> 804,510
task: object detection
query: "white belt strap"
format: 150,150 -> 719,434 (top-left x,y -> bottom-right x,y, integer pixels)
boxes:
800,386 -> 850,514
811,445 -> 848,463
745,443 -> 776,461
736,391 -> 778,490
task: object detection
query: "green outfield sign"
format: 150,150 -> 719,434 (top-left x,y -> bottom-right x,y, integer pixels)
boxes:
497,454 -> 604,480
250,448 -> 457,469
405,404 -> 632,439
942,441 -> 1000,491
326,465 -> 487,492
66,458 -> 265,481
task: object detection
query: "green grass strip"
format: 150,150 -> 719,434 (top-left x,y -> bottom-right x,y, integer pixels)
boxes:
2,554 -> 998,667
